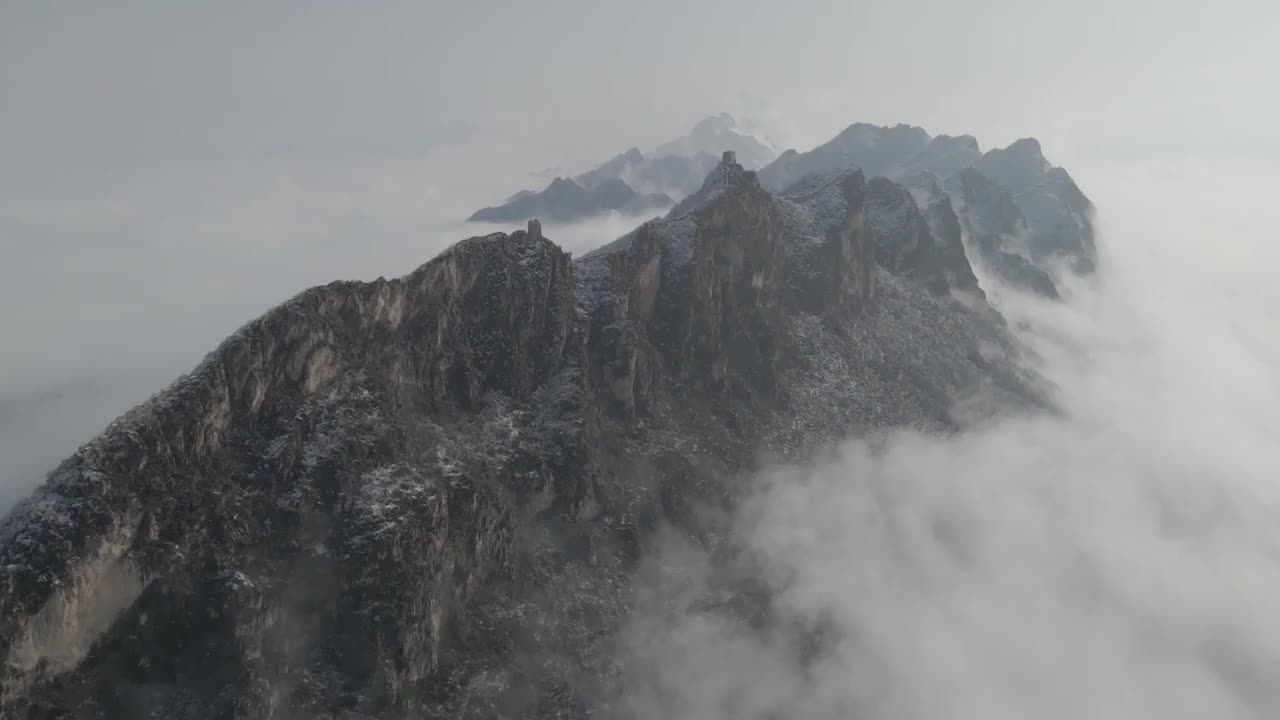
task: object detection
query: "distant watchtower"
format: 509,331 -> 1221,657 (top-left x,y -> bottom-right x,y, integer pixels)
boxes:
722,150 -> 737,165
527,218 -> 543,242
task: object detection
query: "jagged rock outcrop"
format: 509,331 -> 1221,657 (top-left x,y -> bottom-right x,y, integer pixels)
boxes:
973,138 -> 1097,272
1,143 -> 1049,719
901,172 -> 983,297
758,124 -> 1096,293
778,169 -> 981,303
775,170 -> 875,316
864,176 -> 951,295
944,168 -> 1061,298
467,176 -> 671,224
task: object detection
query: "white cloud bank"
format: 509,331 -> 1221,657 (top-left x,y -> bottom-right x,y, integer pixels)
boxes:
618,157 -> 1280,719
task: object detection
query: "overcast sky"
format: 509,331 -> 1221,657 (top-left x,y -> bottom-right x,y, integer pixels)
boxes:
0,1 -> 1276,499
2,0 -> 1277,172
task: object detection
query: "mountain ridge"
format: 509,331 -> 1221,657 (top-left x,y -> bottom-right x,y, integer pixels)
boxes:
2,132 -> 1063,719
760,123 -> 1097,294
466,114 -> 775,225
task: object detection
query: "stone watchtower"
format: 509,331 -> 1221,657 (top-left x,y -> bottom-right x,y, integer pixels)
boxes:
527,219 -> 543,241
722,150 -> 737,165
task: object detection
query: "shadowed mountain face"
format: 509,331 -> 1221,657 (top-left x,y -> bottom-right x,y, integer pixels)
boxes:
941,168 -> 1063,298
467,115 -> 775,225
2,133 -> 1063,718
972,139 -> 1098,273
761,123 -> 1097,295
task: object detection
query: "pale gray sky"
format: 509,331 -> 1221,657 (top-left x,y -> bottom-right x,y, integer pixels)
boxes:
0,1 -> 1276,501
2,0 -> 1276,173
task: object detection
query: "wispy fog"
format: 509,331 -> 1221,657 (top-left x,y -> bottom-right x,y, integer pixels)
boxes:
618,158 -> 1280,719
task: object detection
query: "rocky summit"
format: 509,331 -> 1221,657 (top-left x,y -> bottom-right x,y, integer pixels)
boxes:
761,123 -> 1096,295
1,125 -> 1084,718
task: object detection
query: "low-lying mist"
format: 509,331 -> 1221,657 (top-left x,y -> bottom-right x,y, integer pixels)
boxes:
618,158 -> 1280,719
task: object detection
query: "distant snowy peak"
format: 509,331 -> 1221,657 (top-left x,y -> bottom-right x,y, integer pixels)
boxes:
467,114 -> 773,224
653,113 -> 776,170
469,116 -> 1094,286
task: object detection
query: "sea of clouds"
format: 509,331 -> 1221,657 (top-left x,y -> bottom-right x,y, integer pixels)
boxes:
616,156 -> 1280,719
5,126 -> 1280,719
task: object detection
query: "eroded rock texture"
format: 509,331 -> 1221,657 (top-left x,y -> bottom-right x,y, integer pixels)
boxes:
1,156 -> 1046,718
760,124 -> 1098,297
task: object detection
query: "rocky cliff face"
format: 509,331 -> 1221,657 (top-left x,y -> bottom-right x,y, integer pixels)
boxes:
1,154 -> 1045,718
972,138 -> 1097,273
759,124 -> 1097,296
943,168 -> 1062,298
